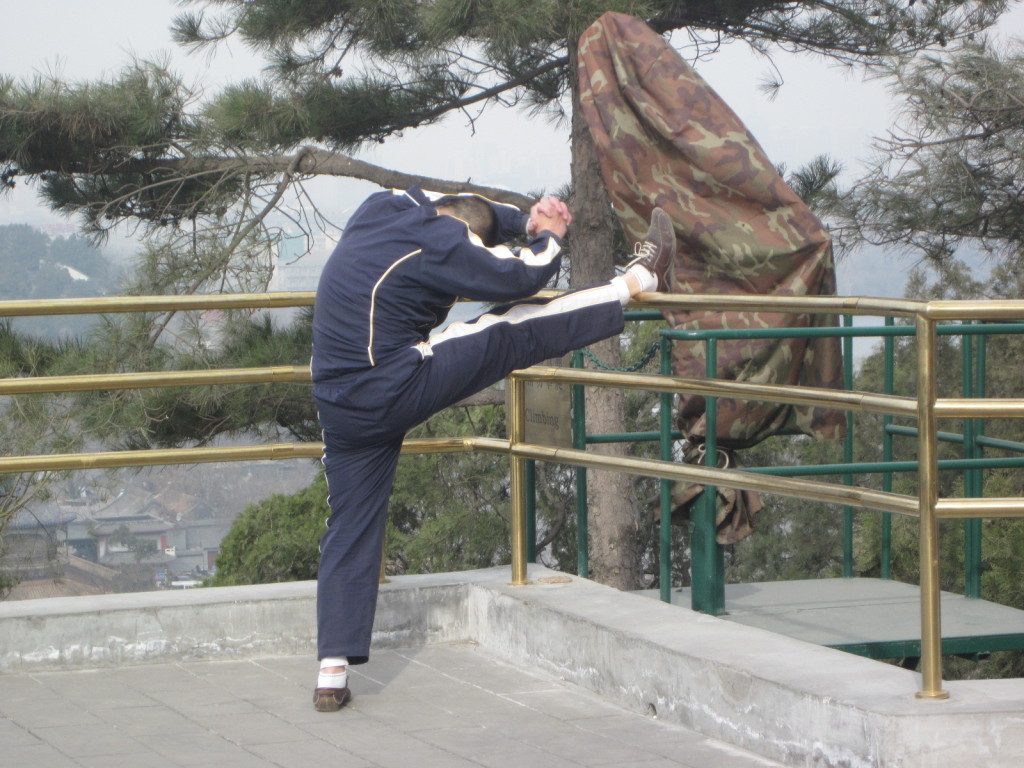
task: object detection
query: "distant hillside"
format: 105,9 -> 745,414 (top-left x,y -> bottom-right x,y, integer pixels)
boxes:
0,224 -> 120,338
835,243 -> 994,300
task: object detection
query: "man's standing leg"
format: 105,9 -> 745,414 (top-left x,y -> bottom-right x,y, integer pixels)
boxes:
314,409 -> 404,711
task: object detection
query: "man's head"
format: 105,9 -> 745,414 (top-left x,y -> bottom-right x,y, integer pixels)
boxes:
435,195 -> 499,247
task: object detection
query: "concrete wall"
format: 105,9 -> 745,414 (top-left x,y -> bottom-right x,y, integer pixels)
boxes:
2,565 -> 1022,767
0,570 -> 482,671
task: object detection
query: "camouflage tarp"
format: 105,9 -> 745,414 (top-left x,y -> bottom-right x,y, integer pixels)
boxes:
578,12 -> 846,543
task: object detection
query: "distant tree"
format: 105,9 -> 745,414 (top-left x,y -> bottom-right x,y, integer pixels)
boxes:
387,405 -> 512,573
0,224 -> 48,300
0,226 -> 121,545
48,234 -> 116,288
209,476 -> 328,585
0,224 -> 120,338
0,322 -> 82,560
0,566 -> 15,598
0,224 -> 116,299
209,398 -> 596,583
838,39 -> 1024,675
844,37 -> 1024,264
844,257 -> 1024,679
977,473 -> 1024,678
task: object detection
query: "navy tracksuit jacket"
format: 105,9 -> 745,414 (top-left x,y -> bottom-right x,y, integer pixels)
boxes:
311,187 -> 625,663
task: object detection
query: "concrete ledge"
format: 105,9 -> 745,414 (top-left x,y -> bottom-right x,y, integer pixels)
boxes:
0,570 -> 485,671
472,567 -> 1024,768
2,565 -> 1023,767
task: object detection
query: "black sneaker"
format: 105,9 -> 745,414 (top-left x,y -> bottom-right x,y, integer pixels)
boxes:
628,207 -> 676,292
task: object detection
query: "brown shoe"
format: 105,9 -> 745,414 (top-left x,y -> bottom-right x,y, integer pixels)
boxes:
628,207 -> 676,291
313,686 -> 351,712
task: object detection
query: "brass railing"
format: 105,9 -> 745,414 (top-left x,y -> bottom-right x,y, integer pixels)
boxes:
3,291 -> 1024,700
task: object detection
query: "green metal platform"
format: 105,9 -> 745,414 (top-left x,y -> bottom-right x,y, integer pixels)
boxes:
641,577 -> 1024,660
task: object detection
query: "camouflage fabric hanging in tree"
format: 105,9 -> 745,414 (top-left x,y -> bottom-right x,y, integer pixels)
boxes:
578,12 -> 846,543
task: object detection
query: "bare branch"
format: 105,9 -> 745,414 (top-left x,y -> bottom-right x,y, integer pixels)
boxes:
113,147 -> 535,209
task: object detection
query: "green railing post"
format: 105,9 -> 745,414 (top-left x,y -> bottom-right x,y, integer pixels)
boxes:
963,330 -> 976,596
974,331 -> 988,581
974,334 -> 988,591
963,327 -> 982,598
659,335 -> 674,603
881,317 -> 895,580
691,337 -> 725,615
571,350 -> 589,579
843,315 -> 855,578
525,459 -> 537,563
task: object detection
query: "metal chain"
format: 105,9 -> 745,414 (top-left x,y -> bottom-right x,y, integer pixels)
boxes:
581,340 -> 661,372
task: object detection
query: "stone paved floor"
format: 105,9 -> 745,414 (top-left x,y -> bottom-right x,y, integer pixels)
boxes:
0,643 -> 790,768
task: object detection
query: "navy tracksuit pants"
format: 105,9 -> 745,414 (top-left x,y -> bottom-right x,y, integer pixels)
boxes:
313,284 -> 626,663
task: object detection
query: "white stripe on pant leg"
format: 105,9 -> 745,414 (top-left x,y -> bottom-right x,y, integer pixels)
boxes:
317,415 -> 331,551
425,283 -> 621,351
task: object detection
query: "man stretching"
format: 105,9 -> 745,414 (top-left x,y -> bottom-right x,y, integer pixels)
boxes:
310,186 -> 674,711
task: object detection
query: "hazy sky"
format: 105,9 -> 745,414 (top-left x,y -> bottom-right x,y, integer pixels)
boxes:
3,0 -> 1024,292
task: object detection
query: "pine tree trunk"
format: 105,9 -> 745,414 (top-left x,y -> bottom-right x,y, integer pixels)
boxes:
566,46 -> 642,591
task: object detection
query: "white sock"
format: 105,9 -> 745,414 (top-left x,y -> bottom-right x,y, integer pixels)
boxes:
610,275 -> 633,305
317,656 -> 348,689
626,263 -> 658,293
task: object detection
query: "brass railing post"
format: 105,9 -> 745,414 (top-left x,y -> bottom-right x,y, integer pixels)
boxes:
509,375 -> 530,585
916,314 -> 949,699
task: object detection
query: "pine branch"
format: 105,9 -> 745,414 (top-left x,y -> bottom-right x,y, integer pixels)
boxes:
417,54 -> 569,121
109,146 -> 535,209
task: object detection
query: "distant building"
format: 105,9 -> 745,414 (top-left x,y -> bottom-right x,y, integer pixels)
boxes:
66,488 -> 177,566
1,504 -> 119,600
3,555 -> 117,600
1,504 -> 78,582
2,445 -> 311,601
20,486 -> 232,592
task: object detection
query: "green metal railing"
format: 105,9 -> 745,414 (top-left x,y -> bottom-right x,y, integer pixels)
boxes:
562,318 -> 1024,616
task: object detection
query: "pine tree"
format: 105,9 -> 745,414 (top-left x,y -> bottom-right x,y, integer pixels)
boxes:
0,322 -> 84,583
843,36 -> 1024,263
840,40 -> 1024,674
